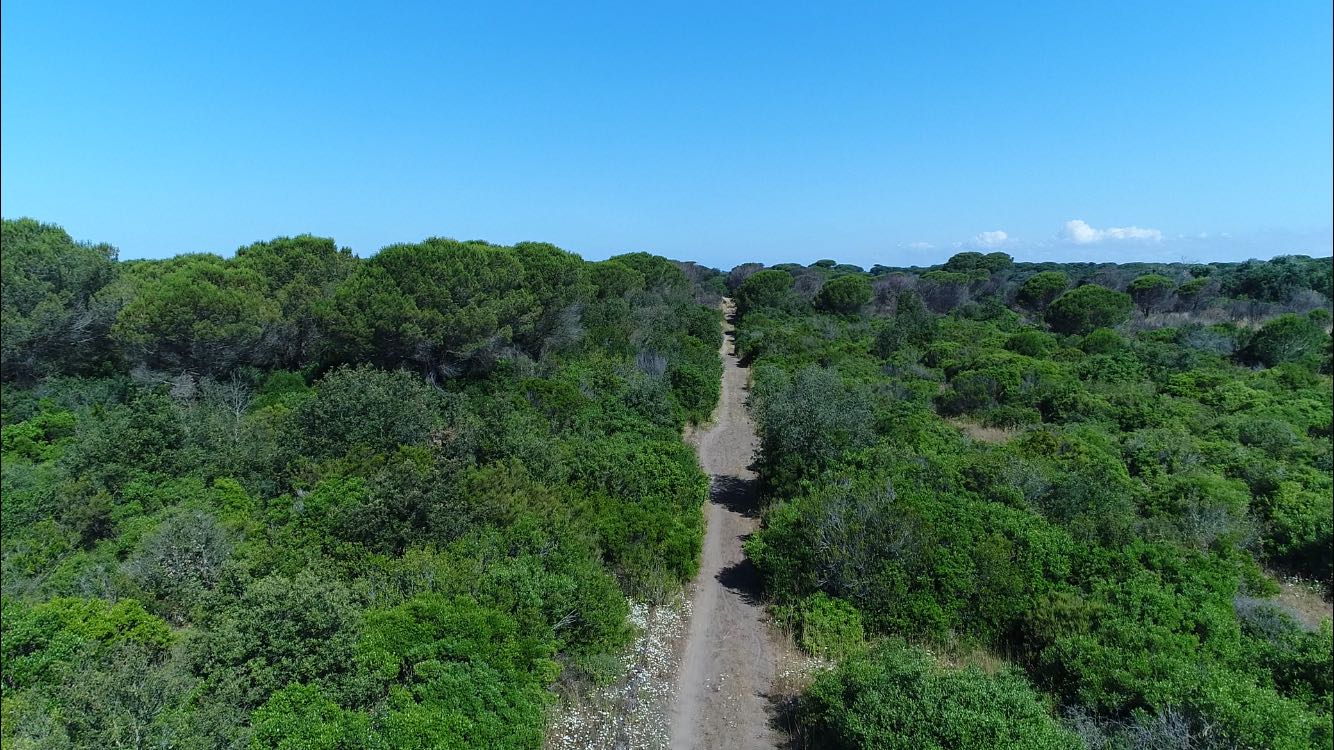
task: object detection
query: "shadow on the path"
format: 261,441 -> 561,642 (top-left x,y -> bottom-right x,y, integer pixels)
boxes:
722,319 -> 756,368
711,474 -> 760,519
710,474 -> 765,606
716,558 -> 764,606
763,688 -> 803,749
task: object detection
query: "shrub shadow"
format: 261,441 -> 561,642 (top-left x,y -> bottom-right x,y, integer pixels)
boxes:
715,558 -> 763,606
711,474 -> 760,519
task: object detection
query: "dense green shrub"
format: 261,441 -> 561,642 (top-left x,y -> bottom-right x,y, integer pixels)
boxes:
875,291 -> 938,357
1045,285 -> 1133,335
1006,329 -> 1056,357
1127,273 -> 1176,312
750,365 -> 874,494
6,221 -> 1332,748
1016,271 -> 1070,311
1,597 -> 173,696
815,275 -> 872,315
321,238 -> 589,376
1221,255 -> 1333,302
113,255 -> 282,374
1239,313 -> 1327,367
1079,327 -> 1125,354
734,269 -> 795,315
747,456 -> 1074,641
193,572 -> 362,711
942,250 -> 1013,274
249,683 -> 373,750
798,643 -> 1079,750
1,219 -> 120,381
232,235 -> 358,369
785,593 -> 865,660
296,365 -> 442,457
358,593 -> 555,749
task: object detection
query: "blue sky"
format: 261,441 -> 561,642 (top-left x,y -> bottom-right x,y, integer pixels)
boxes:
3,1 -> 1331,267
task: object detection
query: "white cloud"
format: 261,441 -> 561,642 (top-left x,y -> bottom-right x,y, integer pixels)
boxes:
907,241 -> 934,250
1104,226 -> 1163,241
974,230 -> 1008,247
1062,219 -> 1162,244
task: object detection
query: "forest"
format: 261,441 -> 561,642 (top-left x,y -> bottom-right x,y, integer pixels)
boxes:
2,217 -> 1332,749
735,251 -> 1333,748
0,218 -> 723,748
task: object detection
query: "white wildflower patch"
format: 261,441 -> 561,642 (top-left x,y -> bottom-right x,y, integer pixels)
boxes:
547,595 -> 691,750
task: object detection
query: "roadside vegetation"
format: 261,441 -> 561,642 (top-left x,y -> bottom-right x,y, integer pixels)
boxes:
0,218 -> 725,749
734,252 -> 1333,749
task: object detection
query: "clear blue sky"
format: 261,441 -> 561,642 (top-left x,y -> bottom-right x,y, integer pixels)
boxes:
3,1 -> 1331,267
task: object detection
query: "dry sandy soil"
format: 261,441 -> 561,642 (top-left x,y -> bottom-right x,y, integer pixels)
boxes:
669,299 -> 796,750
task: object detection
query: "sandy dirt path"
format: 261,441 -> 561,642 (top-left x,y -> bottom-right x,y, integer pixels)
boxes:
670,299 -> 788,750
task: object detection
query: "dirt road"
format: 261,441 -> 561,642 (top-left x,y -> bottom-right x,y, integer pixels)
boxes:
670,299 -> 787,750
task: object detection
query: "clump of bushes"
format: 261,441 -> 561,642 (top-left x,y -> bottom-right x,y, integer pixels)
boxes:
798,643 -> 1079,750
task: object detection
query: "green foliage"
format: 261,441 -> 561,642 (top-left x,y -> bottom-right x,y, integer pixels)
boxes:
1126,273 -> 1176,312
1,597 -> 173,695
874,291 -> 937,357
1221,255 -> 1333,302
233,235 -> 357,369
60,389 -> 184,496
321,238 -> 588,376
734,269 -> 795,315
798,643 -> 1079,750
249,683 -> 374,750
588,259 -> 645,299
1,222 -> 722,748
113,254 -> 282,373
1,218 -> 120,380
1016,271 -> 1071,311
666,332 -> 723,423
1080,327 -> 1125,354
1175,276 -> 1211,295
815,275 -> 872,315
786,593 -> 864,660
2,641 -> 195,750
1045,285 -> 1133,335
359,593 -> 554,749
943,251 -> 1014,274
1239,313 -> 1327,368
980,252 -> 1015,272
936,350 -> 1074,418
569,436 -> 707,596
920,269 -> 974,285
1006,329 -> 1056,357
606,251 -> 689,295
1,407 -> 76,462
1189,667 -> 1332,750
748,453 -> 1074,641
193,571 -> 362,710
8,221 -> 1332,746
126,507 -> 232,623
1258,482 -> 1334,581
296,365 -> 442,457
750,365 -> 873,494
